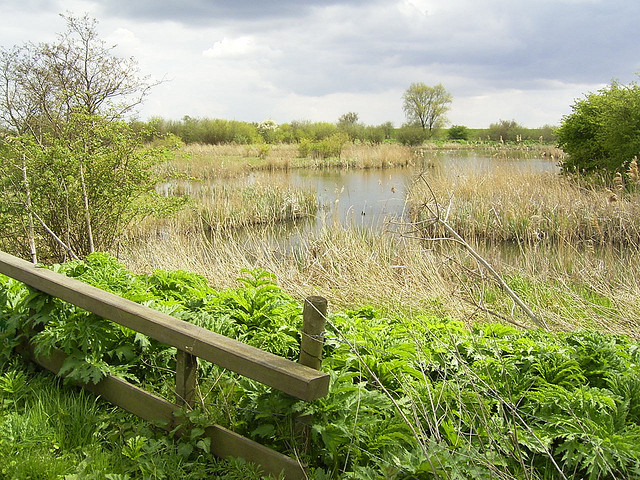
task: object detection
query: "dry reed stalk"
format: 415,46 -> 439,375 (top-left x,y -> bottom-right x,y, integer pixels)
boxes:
407,166 -> 640,245
157,143 -> 420,181
156,143 -> 300,180
341,144 -> 415,168
117,220 -> 640,336
117,224 -> 456,315
133,183 -> 317,236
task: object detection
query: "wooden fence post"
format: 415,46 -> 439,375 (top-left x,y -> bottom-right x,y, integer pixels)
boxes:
299,296 -> 328,370
296,296 -> 328,454
176,349 -> 198,408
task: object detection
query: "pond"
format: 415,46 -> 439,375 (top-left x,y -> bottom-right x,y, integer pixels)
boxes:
159,150 -> 560,234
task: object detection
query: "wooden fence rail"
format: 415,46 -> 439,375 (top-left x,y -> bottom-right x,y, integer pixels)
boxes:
0,251 -> 330,479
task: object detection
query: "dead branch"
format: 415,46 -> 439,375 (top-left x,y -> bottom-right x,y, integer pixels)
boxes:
403,173 -> 548,330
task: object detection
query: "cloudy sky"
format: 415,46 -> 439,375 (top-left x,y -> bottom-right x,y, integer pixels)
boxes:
1,0 -> 639,128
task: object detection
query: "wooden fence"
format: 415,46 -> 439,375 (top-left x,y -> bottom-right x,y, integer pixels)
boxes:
0,251 -> 330,479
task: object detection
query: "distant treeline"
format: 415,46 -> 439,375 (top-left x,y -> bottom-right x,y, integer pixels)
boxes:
132,116 -> 557,146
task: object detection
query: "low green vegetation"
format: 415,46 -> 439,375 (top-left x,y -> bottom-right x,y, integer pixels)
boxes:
0,359 -> 272,479
1,254 -> 639,478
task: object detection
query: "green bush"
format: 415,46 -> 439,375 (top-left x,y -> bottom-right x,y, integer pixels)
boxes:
395,125 -> 427,146
486,119 -> 526,142
447,124 -> 469,141
157,117 -> 262,145
557,79 -> 640,173
0,114 -> 162,261
298,133 -> 350,159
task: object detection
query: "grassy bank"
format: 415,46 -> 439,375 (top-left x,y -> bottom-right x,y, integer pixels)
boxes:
0,358 -> 266,479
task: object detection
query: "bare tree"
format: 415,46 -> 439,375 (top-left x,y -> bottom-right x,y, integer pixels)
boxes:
0,14 -> 156,135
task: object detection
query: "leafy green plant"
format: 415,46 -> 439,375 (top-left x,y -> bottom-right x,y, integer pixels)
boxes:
557,78 -> 640,174
1,256 -> 639,478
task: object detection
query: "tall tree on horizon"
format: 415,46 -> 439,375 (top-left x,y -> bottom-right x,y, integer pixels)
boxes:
402,83 -> 452,136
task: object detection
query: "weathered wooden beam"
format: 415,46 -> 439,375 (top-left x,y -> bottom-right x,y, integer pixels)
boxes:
176,349 -> 198,408
299,296 -> 328,370
0,251 -> 329,401
27,345 -> 307,480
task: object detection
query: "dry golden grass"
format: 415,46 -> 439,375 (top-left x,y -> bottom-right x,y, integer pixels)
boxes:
134,182 -> 316,236
155,143 -> 418,180
117,158 -> 640,336
118,223 -> 456,316
338,143 -> 415,168
116,217 -> 640,336
408,165 -> 640,246
155,143 -> 300,180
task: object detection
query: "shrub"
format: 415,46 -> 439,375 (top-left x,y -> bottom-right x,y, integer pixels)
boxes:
486,119 -> 526,142
447,125 -> 469,141
557,79 -> 640,173
298,133 -> 350,159
395,126 -> 427,146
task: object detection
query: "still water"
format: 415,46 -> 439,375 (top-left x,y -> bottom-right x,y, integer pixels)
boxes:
157,151 -> 560,239
161,151 -> 559,232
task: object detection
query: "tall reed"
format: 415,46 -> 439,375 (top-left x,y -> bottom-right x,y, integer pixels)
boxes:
155,143 -> 418,180
118,223 -> 453,315
134,182 -> 317,235
407,166 -> 640,246
117,219 -> 640,336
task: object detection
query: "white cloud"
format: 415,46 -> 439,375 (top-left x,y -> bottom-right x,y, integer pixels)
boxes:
202,36 -> 280,59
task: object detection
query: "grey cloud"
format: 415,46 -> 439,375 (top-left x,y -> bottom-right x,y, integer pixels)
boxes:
99,0 -> 371,24
268,0 -> 640,96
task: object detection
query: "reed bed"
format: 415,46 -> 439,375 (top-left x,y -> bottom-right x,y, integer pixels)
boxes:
118,224 -> 454,315
156,143 -> 418,180
407,166 -> 640,246
134,182 -> 317,235
326,143 -> 415,168
118,157 -> 640,336
155,143 -> 300,180
117,219 -> 640,336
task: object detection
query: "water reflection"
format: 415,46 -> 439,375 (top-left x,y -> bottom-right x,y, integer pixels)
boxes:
157,151 -> 559,236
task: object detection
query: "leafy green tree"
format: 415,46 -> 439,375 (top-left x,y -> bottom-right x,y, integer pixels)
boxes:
0,15 -> 161,262
402,83 -> 452,136
447,125 -> 469,141
257,119 -> 279,143
486,119 -> 526,142
337,112 -> 363,141
557,79 -> 640,173
337,112 -> 359,126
